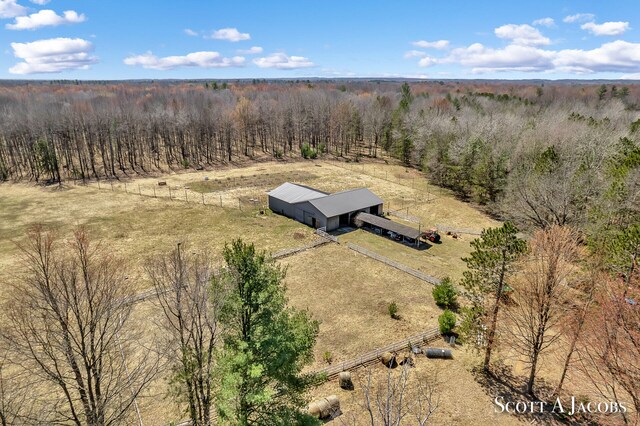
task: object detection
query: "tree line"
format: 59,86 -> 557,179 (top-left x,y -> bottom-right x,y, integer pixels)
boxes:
1,80 -> 638,236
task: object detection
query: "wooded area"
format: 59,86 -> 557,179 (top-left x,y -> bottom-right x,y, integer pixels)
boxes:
0,80 -> 638,238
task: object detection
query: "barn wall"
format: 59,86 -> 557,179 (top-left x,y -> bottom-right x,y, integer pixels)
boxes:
269,195 -> 384,231
326,216 -> 340,231
268,196 -> 292,216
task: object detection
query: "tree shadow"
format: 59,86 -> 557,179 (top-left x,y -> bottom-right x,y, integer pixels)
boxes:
473,363 -> 599,425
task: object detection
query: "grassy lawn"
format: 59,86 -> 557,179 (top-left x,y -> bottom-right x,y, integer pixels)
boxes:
0,159 -> 510,425
338,228 -> 475,282
281,243 -> 444,368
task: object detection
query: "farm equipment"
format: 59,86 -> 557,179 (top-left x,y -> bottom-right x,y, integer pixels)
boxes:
423,228 -> 441,243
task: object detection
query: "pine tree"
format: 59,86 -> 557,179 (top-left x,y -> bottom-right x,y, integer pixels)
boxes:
460,223 -> 526,371
216,239 -> 320,425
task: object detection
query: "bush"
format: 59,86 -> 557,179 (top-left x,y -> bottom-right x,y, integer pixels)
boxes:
322,351 -> 333,364
274,149 -> 283,159
432,277 -> 458,309
301,142 -> 318,159
388,302 -> 399,319
438,310 -> 456,334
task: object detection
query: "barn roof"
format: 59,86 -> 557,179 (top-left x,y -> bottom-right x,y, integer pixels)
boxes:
354,212 -> 422,240
309,188 -> 383,218
268,182 -> 328,204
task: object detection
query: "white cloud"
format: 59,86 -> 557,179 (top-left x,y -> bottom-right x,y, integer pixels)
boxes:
532,17 -> 555,27
9,37 -> 97,74
207,27 -> 250,42
621,73 -> 640,80
563,13 -> 595,23
411,40 -> 449,49
494,24 -> 550,46
124,51 -> 246,70
0,0 -> 28,18
253,52 -> 315,69
581,21 -> 629,36
418,56 -> 437,67
553,40 -> 640,73
404,50 -> 427,59
29,0 -> 49,4
184,28 -> 198,36
445,43 -> 554,72
6,10 -> 85,30
237,46 -> 263,55
413,39 -> 640,75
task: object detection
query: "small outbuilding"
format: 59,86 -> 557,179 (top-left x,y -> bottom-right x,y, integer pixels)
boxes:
268,182 -> 383,231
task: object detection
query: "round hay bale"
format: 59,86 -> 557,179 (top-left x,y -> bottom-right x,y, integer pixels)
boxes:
380,351 -> 397,368
338,371 -> 353,390
308,395 -> 340,419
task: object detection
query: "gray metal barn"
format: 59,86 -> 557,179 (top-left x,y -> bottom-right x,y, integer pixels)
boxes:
268,182 -> 383,231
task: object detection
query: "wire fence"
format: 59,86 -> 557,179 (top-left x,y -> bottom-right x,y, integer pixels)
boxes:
82,178 -> 271,211
435,224 -> 484,236
346,242 -> 441,285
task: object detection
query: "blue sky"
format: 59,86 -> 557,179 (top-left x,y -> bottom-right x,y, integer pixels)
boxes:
0,0 -> 639,79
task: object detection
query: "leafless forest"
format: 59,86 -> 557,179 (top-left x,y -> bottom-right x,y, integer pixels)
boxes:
1,79 -> 638,235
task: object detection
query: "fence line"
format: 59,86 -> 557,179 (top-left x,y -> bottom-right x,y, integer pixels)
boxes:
86,178 -> 269,212
435,224 -> 483,236
312,326 -> 442,379
346,243 -> 441,285
124,235 -> 335,307
388,210 -> 422,224
271,235 -> 333,259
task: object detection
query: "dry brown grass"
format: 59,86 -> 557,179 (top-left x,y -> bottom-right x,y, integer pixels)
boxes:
282,243 -> 444,368
0,159 -> 512,424
310,348 -> 527,425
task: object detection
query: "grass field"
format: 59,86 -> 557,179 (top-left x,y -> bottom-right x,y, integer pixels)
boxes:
0,158 -> 526,424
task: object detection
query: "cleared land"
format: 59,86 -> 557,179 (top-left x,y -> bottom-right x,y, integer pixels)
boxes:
0,159 -> 523,424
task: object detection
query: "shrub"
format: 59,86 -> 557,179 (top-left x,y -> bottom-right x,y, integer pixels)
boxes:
274,149 -> 283,159
301,142 -> 317,159
438,310 -> 456,334
432,277 -> 458,309
322,351 -> 333,364
181,159 -> 190,169
388,302 -> 399,319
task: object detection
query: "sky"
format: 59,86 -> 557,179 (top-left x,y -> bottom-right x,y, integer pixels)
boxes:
0,0 -> 639,80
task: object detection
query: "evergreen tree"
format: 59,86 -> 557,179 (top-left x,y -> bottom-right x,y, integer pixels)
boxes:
216,240 -> 320,425
399,82 -> 413,112
598,84 -> 607,100
460,223 -> 526,371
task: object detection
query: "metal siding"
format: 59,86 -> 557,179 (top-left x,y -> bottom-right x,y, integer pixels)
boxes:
326,216 -> 340,231
267,182 -> 327,203
308,188 -> 384,217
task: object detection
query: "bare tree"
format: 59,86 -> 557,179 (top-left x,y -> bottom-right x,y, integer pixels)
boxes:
507,225 -> 579,395
146,243 -> 224,426
3,225 -> 159,426
554,268 -> 598,395
357,365 -> 439,426
576,273 -> 640,424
